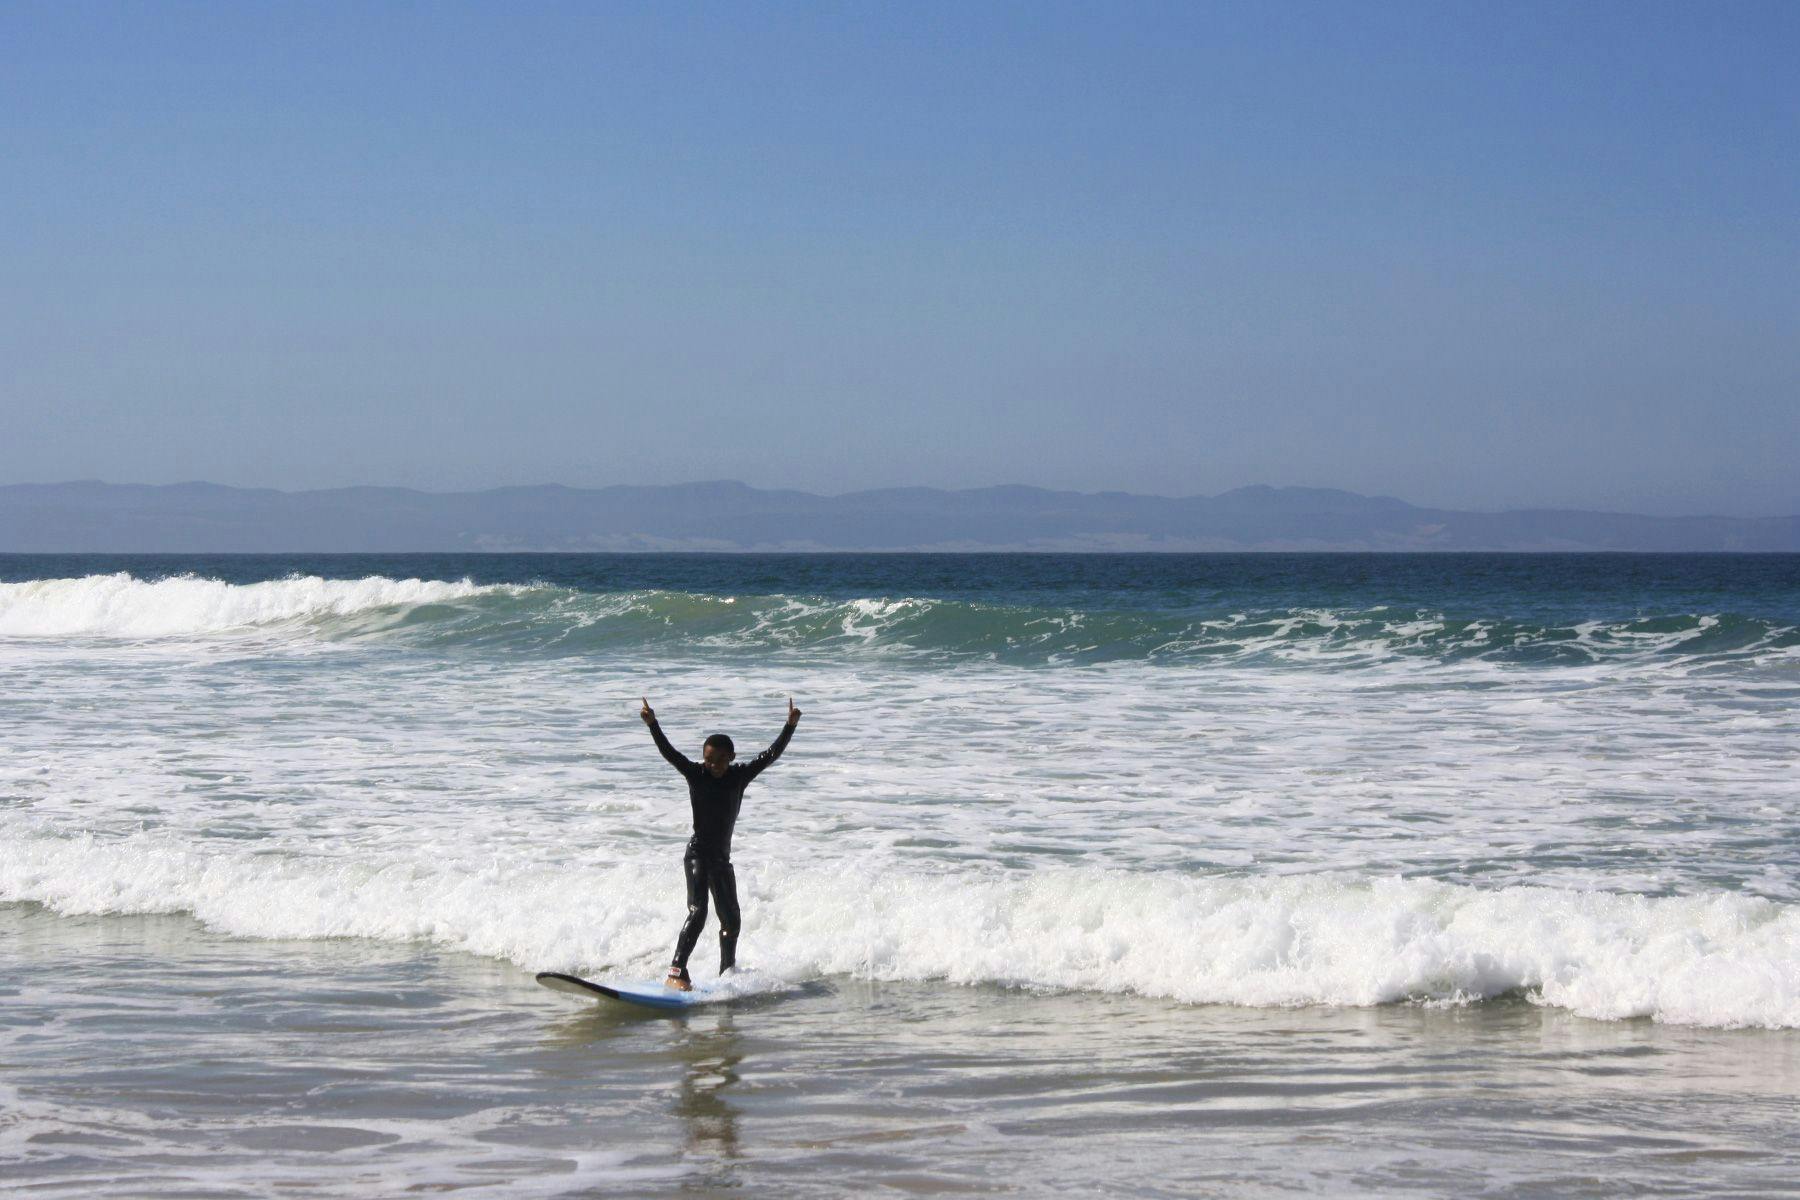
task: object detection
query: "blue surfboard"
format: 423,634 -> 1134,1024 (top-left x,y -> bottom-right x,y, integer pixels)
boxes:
535,970 -> 715,1011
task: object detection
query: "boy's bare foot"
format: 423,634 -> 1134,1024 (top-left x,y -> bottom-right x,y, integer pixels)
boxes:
664,969 -> 692,991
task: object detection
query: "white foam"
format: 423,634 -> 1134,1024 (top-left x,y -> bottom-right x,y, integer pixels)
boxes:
3,573 -> 1796,1033
0,573 -> 511,637
4,828 -> 1797,1029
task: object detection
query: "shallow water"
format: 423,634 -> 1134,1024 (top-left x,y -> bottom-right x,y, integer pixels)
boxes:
4,905 -> 1798,1197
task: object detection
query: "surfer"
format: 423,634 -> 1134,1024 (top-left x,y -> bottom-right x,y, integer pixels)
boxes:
640,696 -> 801,991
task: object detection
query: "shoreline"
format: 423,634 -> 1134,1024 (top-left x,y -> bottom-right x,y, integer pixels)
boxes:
7,902 -> 1798,1197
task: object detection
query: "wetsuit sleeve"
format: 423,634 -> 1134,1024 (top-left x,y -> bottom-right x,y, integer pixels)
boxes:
647,719 -> 699,779
740,721 -> 796,783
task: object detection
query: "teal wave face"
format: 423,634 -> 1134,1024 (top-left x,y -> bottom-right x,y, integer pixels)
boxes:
7,562 -> 1796,668
321,586 -> 1800,667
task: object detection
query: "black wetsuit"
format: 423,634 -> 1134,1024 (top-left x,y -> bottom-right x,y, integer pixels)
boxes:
649,718 -> 796,975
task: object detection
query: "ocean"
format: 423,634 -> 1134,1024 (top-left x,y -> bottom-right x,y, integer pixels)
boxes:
3,553 -> 1797,1196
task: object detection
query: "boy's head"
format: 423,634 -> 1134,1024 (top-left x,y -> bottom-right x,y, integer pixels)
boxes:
701,733 -> 735,777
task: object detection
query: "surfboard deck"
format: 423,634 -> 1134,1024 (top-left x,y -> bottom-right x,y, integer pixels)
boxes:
535,970 -> 716,1011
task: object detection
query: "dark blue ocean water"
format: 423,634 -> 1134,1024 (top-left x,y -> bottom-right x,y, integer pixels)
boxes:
7,552 -> 1799,616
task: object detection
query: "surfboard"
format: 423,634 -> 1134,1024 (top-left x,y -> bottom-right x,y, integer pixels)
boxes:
535,970 -> 715,1011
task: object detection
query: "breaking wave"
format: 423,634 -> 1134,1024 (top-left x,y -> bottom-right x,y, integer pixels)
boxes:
0,573 -> 512,638
3,827 -> 1796,1028
2,572 -> 1795,666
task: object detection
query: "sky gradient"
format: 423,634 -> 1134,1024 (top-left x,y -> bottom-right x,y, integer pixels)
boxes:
3,1 -> 1796,515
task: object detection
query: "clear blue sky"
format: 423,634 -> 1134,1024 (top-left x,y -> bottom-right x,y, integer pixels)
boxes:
3,1 -> 1795,515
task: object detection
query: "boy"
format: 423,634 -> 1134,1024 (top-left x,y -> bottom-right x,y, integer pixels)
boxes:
639,695 -> 801,990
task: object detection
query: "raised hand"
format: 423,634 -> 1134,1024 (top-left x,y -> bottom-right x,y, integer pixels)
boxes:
785,696 -> 802,726
640,696 -> 656,725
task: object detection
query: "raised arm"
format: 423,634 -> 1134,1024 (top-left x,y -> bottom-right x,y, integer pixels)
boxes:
741,697 -> 802,782
641,697 -> 698,778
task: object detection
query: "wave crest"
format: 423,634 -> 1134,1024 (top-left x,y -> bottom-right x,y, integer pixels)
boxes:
0,573 -> 513,637
3,573 -> 1794,665
4,829 -> 1795,1028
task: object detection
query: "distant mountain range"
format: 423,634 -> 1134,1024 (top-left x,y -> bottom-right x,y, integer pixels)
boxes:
1,480 -> 1796,552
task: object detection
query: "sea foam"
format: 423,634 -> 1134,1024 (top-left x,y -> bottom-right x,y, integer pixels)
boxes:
0,574 -> 510,637
5,568 -> 1796,1033
4,827 -> 1795,1029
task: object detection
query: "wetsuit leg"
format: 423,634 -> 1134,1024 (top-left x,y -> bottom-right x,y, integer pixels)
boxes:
672,851 -> 710,973
709,858 -> 741,973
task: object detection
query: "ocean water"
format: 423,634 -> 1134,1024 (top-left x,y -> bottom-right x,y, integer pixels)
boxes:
3,552 -> 1798,1195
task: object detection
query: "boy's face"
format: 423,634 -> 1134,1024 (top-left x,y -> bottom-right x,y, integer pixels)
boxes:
702,744 -> 734,777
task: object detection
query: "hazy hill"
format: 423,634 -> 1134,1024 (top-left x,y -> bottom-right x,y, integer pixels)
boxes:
1,481 -> 1795,552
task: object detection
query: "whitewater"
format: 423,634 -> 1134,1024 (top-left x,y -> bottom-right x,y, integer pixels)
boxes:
4,559 -> 1797,1032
